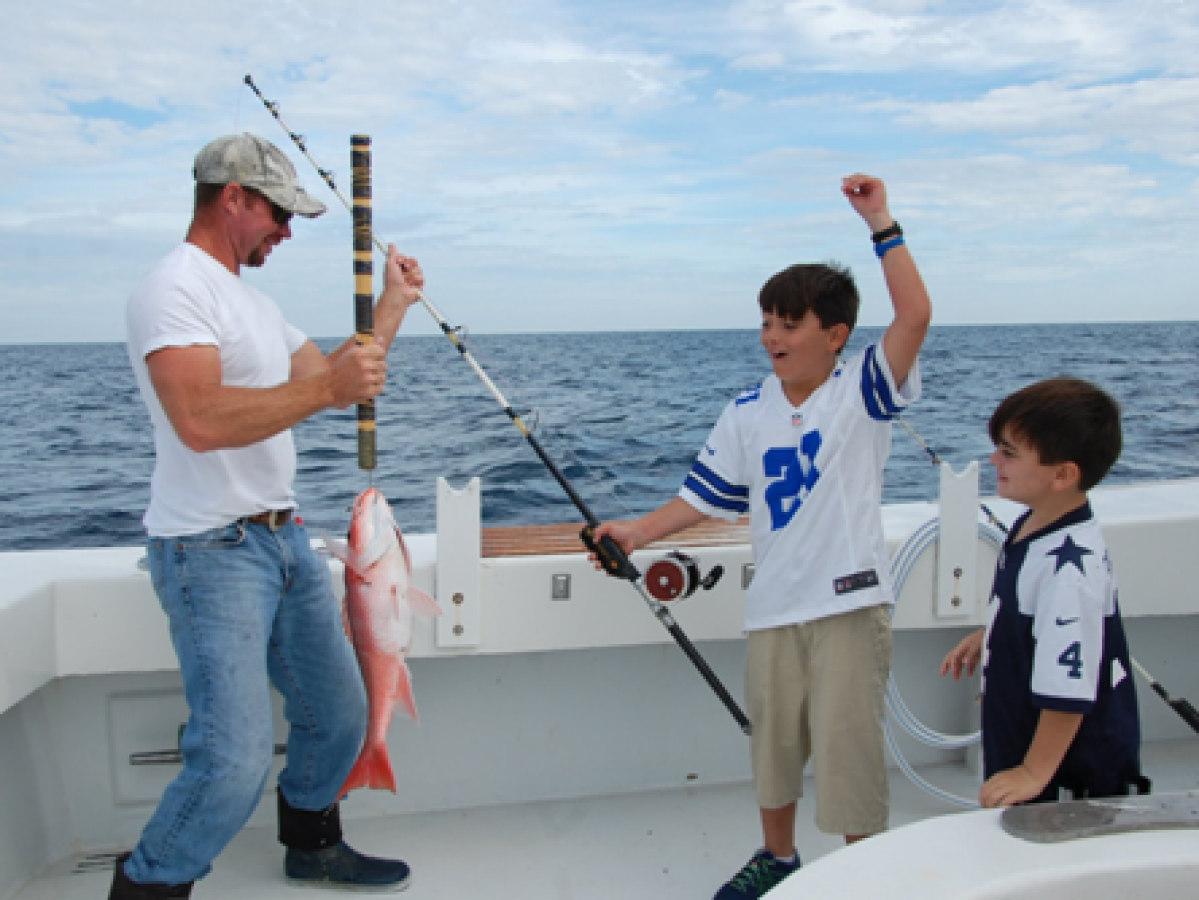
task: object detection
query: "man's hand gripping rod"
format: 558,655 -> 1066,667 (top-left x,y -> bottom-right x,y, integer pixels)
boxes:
245,75 -> 750,735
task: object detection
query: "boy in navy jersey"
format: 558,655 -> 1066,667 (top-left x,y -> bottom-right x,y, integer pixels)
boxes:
942,378 -> 1145,808
594,174 -> 930,899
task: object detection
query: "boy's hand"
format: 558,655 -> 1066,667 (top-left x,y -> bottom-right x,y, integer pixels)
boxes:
842,173 -> 895,233
940,628 -> 984,679
980,765 -> 1049,808
588,521 -> 647,570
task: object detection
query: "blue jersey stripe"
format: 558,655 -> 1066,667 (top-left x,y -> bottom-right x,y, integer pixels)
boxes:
684,473 -> 750,513
735,383 -> 763,406
861,345 -> 900,421
691,461 -> 749,498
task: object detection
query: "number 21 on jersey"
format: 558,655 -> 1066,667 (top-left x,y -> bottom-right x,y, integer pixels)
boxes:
763,431 -> 823,530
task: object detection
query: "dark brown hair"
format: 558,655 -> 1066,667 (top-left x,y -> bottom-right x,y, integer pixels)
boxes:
758,262 -> 859,345
989,377 -> 1122,491
194,181 -> 225,210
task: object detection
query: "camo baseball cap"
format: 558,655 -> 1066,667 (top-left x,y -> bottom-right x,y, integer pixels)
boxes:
193,133 -> 326,218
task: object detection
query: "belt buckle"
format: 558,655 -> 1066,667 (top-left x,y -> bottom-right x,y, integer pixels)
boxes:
266,509 -> 286,531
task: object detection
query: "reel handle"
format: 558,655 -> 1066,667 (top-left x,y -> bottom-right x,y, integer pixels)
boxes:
580,525 -> 641,582
701,564 -> 724,591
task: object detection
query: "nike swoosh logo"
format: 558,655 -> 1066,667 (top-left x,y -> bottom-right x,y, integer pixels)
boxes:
1056,616 -> 1079,626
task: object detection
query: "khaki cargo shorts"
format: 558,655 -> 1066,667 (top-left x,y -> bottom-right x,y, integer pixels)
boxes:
746,604 -> 892,836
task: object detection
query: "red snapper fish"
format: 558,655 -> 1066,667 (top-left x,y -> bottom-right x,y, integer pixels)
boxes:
325,487 -> 441,795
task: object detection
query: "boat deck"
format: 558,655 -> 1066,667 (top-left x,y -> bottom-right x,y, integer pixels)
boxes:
15,740 -> 1199,900
481,518 -> 751,557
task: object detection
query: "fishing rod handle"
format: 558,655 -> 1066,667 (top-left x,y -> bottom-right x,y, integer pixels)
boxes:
1152,683 -> 1199,735
579,524 -> 641,581
352,135 -> 376,471
1173,698 -> 1199,735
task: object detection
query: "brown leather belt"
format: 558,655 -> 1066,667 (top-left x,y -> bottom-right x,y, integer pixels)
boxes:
245,509 -> 294,531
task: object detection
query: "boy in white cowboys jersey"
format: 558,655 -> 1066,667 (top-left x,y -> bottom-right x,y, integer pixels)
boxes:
942,379 -> 1144,808
594,173 -> 930,900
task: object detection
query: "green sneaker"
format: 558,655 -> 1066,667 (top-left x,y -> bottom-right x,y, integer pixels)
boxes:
714,849 -> 800,899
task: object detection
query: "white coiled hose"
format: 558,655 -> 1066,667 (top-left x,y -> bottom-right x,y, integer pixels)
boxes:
884,516 -> 1005,808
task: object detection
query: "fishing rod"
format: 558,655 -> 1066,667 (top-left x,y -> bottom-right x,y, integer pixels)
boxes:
245,75 -> 751,735
898,414 -> 1199,738
351,135 -> 376,475
1132,659 -> 1199,736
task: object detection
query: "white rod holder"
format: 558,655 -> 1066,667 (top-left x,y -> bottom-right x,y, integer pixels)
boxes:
436,477 -> 482,648
935,461 -> 980,620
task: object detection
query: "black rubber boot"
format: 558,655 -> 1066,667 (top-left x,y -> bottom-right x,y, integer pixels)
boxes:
278,788 -> 344,852
278,790 -> 411,892
108,853 -> 193,899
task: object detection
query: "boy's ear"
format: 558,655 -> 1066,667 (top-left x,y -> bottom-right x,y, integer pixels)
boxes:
826,323 -> 850,354
1051,460 -> 1083,493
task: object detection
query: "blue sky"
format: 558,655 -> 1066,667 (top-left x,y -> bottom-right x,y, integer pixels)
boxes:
1,0 -> 1197,343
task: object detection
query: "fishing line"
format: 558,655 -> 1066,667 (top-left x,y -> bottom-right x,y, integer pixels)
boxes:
233,83 -> 244,132
459,341 -> 639,523
895,414 -> 1007,535
245,75 -> 751,735
420,323 -> 634,520
531,420 -> 639,520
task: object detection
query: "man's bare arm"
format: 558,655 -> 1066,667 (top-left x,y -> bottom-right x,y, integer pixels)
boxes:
153,247 -> 425,453
148,345 -> 335,451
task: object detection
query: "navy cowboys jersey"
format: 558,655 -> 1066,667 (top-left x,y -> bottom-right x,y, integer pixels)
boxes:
981,502 -> 1142,796
680,343 -> 920,631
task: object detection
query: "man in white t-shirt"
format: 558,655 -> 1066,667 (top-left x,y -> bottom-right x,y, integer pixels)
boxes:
115,134 -> 424,898
595,175 -> 930,900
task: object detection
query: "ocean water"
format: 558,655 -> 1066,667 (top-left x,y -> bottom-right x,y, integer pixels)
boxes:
0,322 -> 1196,551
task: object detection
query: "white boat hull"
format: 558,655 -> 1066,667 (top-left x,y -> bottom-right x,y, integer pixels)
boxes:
2,479 -> 1199,898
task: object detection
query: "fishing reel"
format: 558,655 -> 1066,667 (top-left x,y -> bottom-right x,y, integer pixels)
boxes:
643,551 -> 724,602
580,526 -> 723,601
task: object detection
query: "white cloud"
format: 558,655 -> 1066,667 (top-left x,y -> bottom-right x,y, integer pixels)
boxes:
716,0 -> 1199,78
1,0 -> 1198,343
883,77 -> 1199,165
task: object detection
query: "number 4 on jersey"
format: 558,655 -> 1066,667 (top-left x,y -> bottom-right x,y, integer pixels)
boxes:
763,432 -> 823,531
1058,641 -> 1084,679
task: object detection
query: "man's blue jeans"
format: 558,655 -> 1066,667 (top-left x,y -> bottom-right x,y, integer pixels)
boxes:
126,518 -> 368,885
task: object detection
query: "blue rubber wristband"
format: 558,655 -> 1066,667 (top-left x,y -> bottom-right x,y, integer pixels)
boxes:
875,235 -> 905,259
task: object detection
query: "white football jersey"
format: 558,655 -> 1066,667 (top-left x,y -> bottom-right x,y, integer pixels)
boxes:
680,343 -> 920,631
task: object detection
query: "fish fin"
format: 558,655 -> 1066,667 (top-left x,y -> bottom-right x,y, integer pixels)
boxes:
339,745 -> 397,796
409,585 -> 442,618
320,530 -> 360,573
395,659 -> 419,722
392,523 -> 437,618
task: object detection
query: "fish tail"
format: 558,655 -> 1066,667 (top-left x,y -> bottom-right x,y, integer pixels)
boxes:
340,744 -> 397,796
